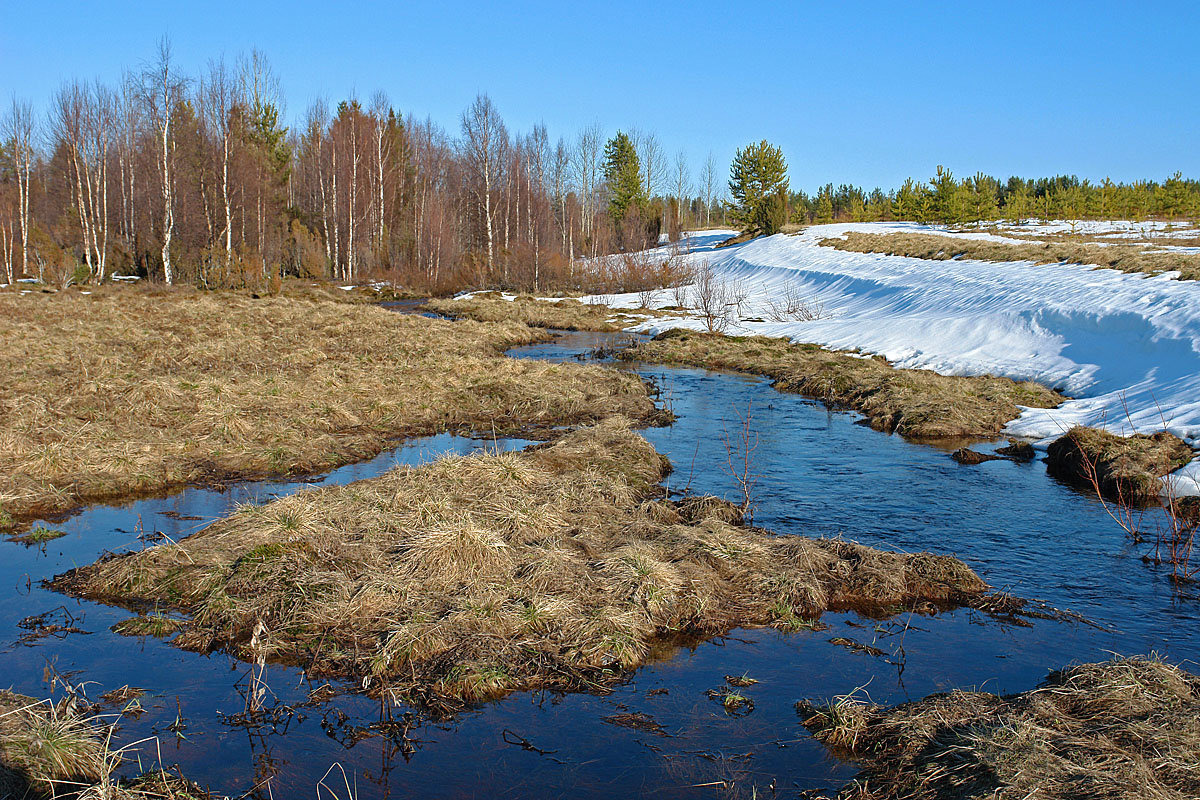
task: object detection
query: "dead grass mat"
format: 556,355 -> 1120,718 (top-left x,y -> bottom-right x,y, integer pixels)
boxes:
821,231 -> 1200,281
800,655 -> 1200,800
0,290 -> 661,533
57,419 -> 990,714
623,330 -> 1064,439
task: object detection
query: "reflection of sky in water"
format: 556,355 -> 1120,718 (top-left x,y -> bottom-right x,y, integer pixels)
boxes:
1,329 -> 1194,798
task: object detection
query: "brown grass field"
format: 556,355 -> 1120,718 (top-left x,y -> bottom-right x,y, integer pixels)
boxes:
800,655 -> 1200,800
821,231 -> 1200,280
58,419 -> 992,713
0,288 -> 663,533
624,329 -> 1065,439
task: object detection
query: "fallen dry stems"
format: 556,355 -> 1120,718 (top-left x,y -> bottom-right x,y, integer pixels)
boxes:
0,290 -> 663,533
800,655 -> 1200,800
821,231 -> 1200,280
623,329 -> 1064,439
57,419 -> 991,714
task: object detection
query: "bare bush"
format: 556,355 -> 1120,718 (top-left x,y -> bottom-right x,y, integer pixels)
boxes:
693,260 -> 738,332
1065,411 -> 1199,585
765,282 -> 830,322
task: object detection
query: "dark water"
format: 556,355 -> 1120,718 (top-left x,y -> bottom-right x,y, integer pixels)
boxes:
3,327 -> 1196,799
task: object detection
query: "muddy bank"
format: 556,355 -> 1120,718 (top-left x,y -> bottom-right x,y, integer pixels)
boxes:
820,230 -> 1200,280
1046,426 -> 1194,502
623,329 -> 1065,439
0,690 -> 210,799
0,292 -> 663,533
800,655 -> 1200,800
57,419 -> 991,714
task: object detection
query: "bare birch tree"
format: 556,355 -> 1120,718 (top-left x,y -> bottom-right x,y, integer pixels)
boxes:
3,99 -> 35,280
460,93 -> 507,277
700,152 -> 718,227
139,37 -> 186,283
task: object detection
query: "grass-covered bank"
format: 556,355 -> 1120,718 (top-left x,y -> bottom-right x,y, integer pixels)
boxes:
623,329 -> 1065,439
424,292 -> 658,332
0,290 -> 664,534
1047,426 -> 1194,503
820,230 -> 1200,280
57,419 -> 992,714
0,690 -> 210,799
799,655 -> 1200,800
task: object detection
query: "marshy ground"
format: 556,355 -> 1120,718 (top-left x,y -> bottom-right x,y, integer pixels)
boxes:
56,418 -> 991,714
5,286 -> 1198,798
0,288 -> 662,534
799,655 -> 1200,800
624,329 -> 1065,440
0,689 -> 210,799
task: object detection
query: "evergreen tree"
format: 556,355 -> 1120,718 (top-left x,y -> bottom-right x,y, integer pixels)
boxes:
603,131 -> 645,220
815,184 -> 834,223
729,140 -> 788,232
929,165 -> 963,225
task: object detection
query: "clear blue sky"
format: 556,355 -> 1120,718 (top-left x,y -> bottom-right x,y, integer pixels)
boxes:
3,0 -> 1197,193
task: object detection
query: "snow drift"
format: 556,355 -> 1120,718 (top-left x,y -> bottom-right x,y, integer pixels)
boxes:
589,222 -> 1200,495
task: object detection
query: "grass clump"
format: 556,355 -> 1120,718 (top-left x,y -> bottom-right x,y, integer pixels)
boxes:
1047,426 -> 1194,502
58,419 -> 990,713
10,526 -> 67,546
624,329 -> 1064,439
799,655 -> 1200,800
425,293 -> 656,332
0,291 -> 662,532
0,689 -> 210,799
821,231 -> 1200,281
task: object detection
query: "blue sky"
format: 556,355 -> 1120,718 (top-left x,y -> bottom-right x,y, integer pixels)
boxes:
3,0 -> 1197,193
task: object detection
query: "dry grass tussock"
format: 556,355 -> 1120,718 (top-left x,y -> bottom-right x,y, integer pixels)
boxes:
821,231 -> 1200,281
624,330 -> 1064,439
1047,426 -> 1193,503
58,419 -> 989,713
0,690 -> 210,799
0,291 -> 662,533
800,655 -> 1200,800
425,293 -> 661,332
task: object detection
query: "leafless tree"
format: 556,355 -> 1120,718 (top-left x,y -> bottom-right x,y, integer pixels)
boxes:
571,122 -> 603,254
673,149 -> 690,231
700,152 -> 718,227
3,98 -> 35,280
138,37 -> 187,283
460,93 -> 508,276
50,80 -> 114,281
201,57 -> 240,274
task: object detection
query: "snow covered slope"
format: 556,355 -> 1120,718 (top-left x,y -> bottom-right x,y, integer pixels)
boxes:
591,223 -> 1200,494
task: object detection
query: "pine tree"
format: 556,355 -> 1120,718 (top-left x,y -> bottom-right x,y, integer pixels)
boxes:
929,165 -> 962,225
729,140 -> 788,232
815,184 -> 834,223
603,131 -> 645,220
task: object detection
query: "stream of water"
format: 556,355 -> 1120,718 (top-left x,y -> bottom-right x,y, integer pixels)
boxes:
2,323 -> 1196,798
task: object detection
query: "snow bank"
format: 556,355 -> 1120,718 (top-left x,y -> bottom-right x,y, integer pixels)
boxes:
587,223 -> 1200,493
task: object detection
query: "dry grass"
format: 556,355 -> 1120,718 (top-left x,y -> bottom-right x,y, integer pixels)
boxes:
425,293 -> 660,332
799,655 -> 1200,800
821,231 -> 1200,280
624,330 -> 1065,439
1047,426 -> 1194,502
58,419 -> 990,714
0,290 -> 663,533
0,690 -> 209,799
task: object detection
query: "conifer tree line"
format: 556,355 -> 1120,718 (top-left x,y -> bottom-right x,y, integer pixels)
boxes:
785,166 -> 1200,228
0,40 -> 729,293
